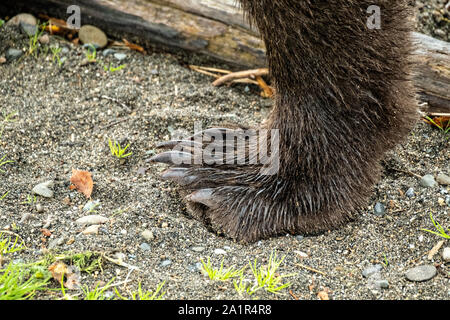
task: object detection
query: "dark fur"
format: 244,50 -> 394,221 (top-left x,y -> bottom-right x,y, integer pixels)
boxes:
157,0 -> 418,242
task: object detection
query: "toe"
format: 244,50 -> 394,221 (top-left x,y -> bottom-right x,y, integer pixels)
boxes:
186,189 -> 219,208
147,151 -> 193,165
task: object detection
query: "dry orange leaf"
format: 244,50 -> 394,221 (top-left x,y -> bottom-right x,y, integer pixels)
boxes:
123,38 -> 145,53
70,169 -> 93,198
41,228 -> 52,237
317,290 -> 330,300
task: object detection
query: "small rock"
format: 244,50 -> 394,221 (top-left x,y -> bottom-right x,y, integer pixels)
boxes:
0,56 -> 6,64
161,222 -> 168,228
39,34 -> 50,44
140,243 -> 151,251
5,48 -> 23,61
405,187 -> 415,198
436,173 -> 450,186
373,202 -> 385,216
405,265 -> 437,282
102,48 -> 116,56
370,279 -> 389,290
438,198 -> 446,207
160,260 -> 172,267
214,249 -> 227,255
19,22 -> 37,36
191,246 -> 205,252
48,236 -> 66,249
443,247 -> 450,262
420,174 -> 436,188
75,215 -> 109,226
83,200 -> 101,212
32,180 -> 54,198
188,262 -> 203,272
36,203 -> 44,213
113,52 -> 127,61
82,225 -> 100,235
141,229 -> 154,241
5,13 -> 37,27
296,235 -> 304,241
362,264 -> 383,278
79,25 -> 108,48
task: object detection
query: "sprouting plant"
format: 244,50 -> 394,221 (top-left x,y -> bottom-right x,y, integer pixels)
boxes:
246,252 -> 295,295
81,278 -> 115,300
28,21 -> 48,57
421,212 -> 450,240
21,194 -> 37,205
382,253 -> 389,267
115,281 -> 166,300
103,63 -> 126,72
0,110 -> 18,141
424,116 -> 450,134
50,47 -> 63,67
0,191 -> 8,201
0,233 -> 25,265
201,257 -> 246,281
0,262 -> 51,300
84,44 -> 97,62
108,139 -> 132,159
0,19 -> 4,28
0,155 -> 14,173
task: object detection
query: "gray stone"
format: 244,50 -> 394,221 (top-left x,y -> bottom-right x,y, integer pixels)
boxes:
140,243 -> 151,251
188,262 -> 203,272
362,264 -> 383,278
296,235 -> 304,241
75,215 -> 109,226
190,246 -> 205,252
406,187 -> 415,198
160,259 -> 172,267
373,202 -> 385,216
102,48 -> 116,56
5,48 -> 23,61
436,173 -> 450,186
113,52 -> 127,61
48,236 -> 66,249
420,174 -> 436,188
35,203 -> 44,213
19,22 -> 37,36
79,25 -> 108,49
405,265 -> 437,282
32,180 -> 54,198
214,248 -> 227,255
5,13 -> 37,27
83,200 -> 101,212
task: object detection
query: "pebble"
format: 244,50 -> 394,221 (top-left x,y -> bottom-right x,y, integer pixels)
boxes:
420,174 -> 436,188
38,34 -> 50,44
191,246 -> 205,252
436,173 -> 450,186
19,22 -> 37,36
32,180 -> 54,198
371,279 -> 389,290
82,225 -> 100,235
0,56 -> 5,64
140,243 -> 151,251
83,200 -> 101,212
5,48 -> 23,61
296,235 -> 304,241
79,25 -> 108,48
443,247 -> 450,262
362,264 -> 383,278
214,248 -> 227,255
36,203 -> 44,213
141,229 -> 154,241
48,236 -> 66,249
188,262 -> 203,272
373,202 -> 385,216
405,265 -> 437,282
102,48 -> 116,56
5,13 -> 37,27
405,187 -> 415,198
113,52 -> 127,61
160,259 -> 172,267
75,215 -> 109,226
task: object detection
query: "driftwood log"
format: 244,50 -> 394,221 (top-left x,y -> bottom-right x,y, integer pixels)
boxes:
1,0 -> 448,113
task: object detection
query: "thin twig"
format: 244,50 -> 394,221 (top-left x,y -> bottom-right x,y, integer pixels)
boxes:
212,68 -> 269,87
295,263 -> 327,276
100,95 -> 132,113
391,168 -> 422,179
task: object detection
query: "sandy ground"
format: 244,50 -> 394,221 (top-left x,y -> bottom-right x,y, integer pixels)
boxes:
0,11 -> 449,300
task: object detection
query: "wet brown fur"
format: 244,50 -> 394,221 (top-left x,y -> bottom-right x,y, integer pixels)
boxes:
158,0 -> 418,242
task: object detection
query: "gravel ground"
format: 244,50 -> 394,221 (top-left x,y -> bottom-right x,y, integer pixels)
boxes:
0,6 -> 449,300
413,0 -> 450,42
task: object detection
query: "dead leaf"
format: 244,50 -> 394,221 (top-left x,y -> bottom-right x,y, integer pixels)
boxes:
70,169 -> 93,198
123,38 -> 145,53
48,261 -> 81,289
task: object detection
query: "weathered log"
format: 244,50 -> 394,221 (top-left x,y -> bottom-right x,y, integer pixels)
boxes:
0,0 -> 448,112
